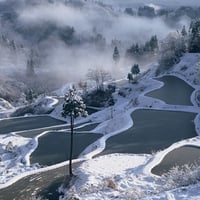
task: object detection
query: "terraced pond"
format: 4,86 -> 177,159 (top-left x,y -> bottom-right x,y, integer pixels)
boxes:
102,109 -> 197,155
31,131 -> 102,166
0,116 -> 65,134
0,75 -> 199,199
146,76 -> 194,105
152,145 -> 200,175
102,75 -> 200,173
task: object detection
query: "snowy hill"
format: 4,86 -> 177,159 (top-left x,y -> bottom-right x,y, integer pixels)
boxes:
1,0 -> 200,198
0,0 -> 198,106
0,53 -> 200,199
59,53 -> 200,200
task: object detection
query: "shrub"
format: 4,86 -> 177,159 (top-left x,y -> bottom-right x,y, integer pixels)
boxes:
83,87 -> 115,107
161,164 -> 200,190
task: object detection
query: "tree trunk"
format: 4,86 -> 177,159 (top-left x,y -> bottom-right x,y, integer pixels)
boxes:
69,115 -> 74,177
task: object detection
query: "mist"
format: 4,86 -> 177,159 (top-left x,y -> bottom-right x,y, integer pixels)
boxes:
98,0 -> 200,8
0,0 -> 192,85
17,1 -> 183,43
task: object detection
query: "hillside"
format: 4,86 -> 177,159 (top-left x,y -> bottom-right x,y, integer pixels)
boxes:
0,53 -> 200,199
0,0 -> 197,106
1,0 -> 200,199
60,53 -> 200,200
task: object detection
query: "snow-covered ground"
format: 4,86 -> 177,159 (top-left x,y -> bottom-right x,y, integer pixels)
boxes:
1,54 -> 200,199
0,133 -> 40,185
61,53 -> 200,200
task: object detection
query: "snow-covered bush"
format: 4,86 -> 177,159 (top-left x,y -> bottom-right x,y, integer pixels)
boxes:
5,141 -> 14,153
161,164 -> 200,190
195,90 -> 200,107
0,77 -> 26,104
157,32 -> 186,74
10,96 -> 55,117
83,87 -> 115,107
0,98 -> 13,111
118,87 -> 132,98
124,187 -> 143,200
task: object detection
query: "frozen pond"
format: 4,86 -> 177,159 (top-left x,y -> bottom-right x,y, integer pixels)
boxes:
102,75 -> 198,173
31,132 -> 102,166
102,109 -> 197,155
146,76 -> 194,105
0,116 -> 65,134
152,145 -> 200,175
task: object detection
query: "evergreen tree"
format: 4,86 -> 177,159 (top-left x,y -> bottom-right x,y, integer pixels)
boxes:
126,43 -> 143,58
25,89 -> 34,104
144,41 -> 151,52
135,43 -> 140,55
181,25 -> 187,37
131,64 -> 140,75
124,8 -> 135,16
95,33 -> 106,50
189,19 -> 200,53
26,59 -> 35,76
59,26 -> 75,45
149,35 -> 159,52
126,44 -> 135,58
113,46 -> 120,64
138,6 -> 155,18
26,50 -> 35,77
127,72 -> 133,83
10,40 -> 16,51
62,87 -> 87,177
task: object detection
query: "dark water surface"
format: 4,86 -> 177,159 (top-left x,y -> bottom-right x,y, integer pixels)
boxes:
0,76 -> 198,199
146,76 -> 194,105
31,132 -> 102,165
152,145 -> 200,175
102,75 -> 198,173
0,116 -> 65,134
102,110 -> 197,155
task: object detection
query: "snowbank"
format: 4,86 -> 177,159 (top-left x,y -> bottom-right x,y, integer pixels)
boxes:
0,133 -> 39,185
0,98 -> 13,111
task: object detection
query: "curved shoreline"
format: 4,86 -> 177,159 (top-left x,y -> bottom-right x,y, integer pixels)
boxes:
1,72 -> 200,189
151,145 -> 200,175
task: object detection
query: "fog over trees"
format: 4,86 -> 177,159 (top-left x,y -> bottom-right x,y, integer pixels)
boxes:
0,0 -> 200,104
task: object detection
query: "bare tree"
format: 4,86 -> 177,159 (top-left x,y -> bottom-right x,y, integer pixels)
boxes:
87,68 -> 111,90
